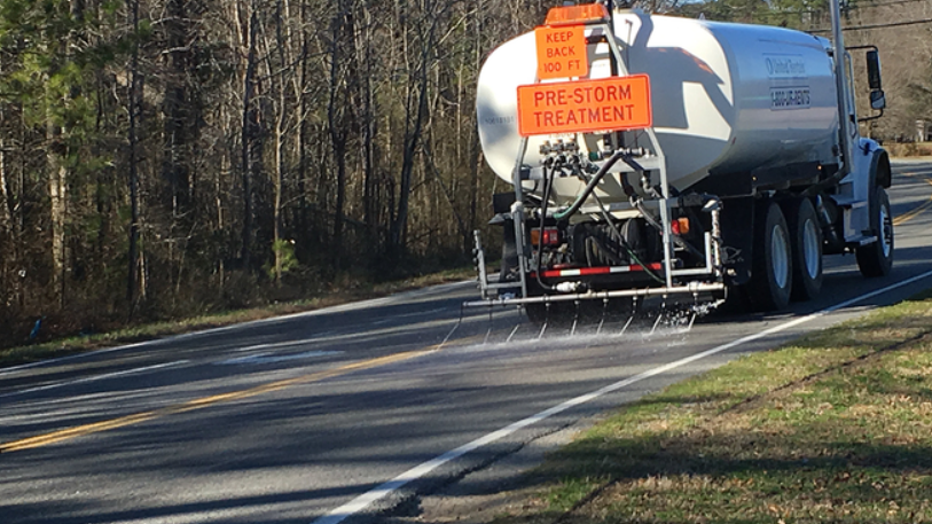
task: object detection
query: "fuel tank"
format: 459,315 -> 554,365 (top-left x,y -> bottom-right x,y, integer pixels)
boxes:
476,11 -> 841,203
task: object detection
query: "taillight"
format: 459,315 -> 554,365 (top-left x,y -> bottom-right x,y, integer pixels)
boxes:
671,217 -> 690,235
530,227 -> 560,246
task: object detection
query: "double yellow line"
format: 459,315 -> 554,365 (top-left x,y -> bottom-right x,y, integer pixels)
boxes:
893,171 -> 932,226
1,348 -> 438,453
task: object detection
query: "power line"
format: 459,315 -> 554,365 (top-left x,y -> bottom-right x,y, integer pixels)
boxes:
695,0 -> 929,20
855,0 -> 930,7
686,1 -> 932,32
809,17 -> 932,33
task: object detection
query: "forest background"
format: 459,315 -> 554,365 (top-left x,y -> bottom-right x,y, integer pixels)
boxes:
0,0 -> 928,346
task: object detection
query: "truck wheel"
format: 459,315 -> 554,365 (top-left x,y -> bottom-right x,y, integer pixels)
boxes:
749,201 -> 793,311
784,197 -> 823,301
856,186 -> 894,277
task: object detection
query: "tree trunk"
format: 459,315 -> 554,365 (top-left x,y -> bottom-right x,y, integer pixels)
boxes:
273,125 -> 284,285
355,4 -> 379,254
162,0 -> 191,222
391,57 -> 431,257
327,2 -> 350,269
293,0 -> 311,264
0,134 -> 12,244
390,1 -> 440,258
48,129 -> 68,308
240,3 -> 259,270
266,0 -> 295,286
0,131 -> 12,305
126,0 -> 141,315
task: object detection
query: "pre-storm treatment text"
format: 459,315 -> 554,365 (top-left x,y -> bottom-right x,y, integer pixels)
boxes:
517,75 -> 652,136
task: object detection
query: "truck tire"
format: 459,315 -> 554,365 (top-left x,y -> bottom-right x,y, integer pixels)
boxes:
748,201 -> 793,311
784,197 -> 823,301
856,186 -> 894,277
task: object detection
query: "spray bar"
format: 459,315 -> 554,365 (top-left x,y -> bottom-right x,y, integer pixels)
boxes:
463,281 -> 725,309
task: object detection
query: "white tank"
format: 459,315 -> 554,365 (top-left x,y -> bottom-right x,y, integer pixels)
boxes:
477,11 -> 840,203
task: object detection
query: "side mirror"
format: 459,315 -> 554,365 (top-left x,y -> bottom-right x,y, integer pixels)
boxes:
866,50 -> 882,90
870,89 -> 886,110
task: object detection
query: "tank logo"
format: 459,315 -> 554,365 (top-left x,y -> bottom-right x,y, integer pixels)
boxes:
770,87 -> 811,110
482,116 -> 515,126
765,55 -> 806,78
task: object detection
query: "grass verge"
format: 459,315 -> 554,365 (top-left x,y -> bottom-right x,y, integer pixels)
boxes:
495,290 -> 932,524
887,142 -> 932,158
0,266 -> 476,369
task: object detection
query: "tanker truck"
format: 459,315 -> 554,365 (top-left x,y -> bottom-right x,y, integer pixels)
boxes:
467,0 -> 892,322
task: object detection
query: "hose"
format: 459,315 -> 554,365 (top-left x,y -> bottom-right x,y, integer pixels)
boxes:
552,150 -> 628,221
534,162 -> 556,292
590,191 -> 666,284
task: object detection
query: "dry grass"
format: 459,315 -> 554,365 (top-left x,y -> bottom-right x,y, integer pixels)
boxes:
886,141 -> 932,158
493,292 -> 932,524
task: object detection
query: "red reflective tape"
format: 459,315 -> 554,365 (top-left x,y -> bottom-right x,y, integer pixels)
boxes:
632,263 -> 664,271
580,267 -> 611,276
537,263 -> 663,278
540,269 -> 576,278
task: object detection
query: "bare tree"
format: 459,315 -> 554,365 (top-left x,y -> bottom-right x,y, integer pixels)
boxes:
126,0 -> 143,313
237,0 -> 261,269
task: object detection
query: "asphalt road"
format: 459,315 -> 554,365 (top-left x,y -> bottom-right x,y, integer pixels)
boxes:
2,161 -> 932,524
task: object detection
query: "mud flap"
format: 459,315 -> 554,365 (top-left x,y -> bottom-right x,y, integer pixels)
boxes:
719,196 -> 754,287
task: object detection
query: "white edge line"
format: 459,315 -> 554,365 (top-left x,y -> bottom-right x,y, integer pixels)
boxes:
0,360 -> 189,400
0,340 -> 154,376
0,280 -> 476,375
312,268 -> 932,524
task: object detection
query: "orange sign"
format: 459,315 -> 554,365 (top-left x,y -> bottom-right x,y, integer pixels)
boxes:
535,25 -> 588,80
516,75 -> 653,137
